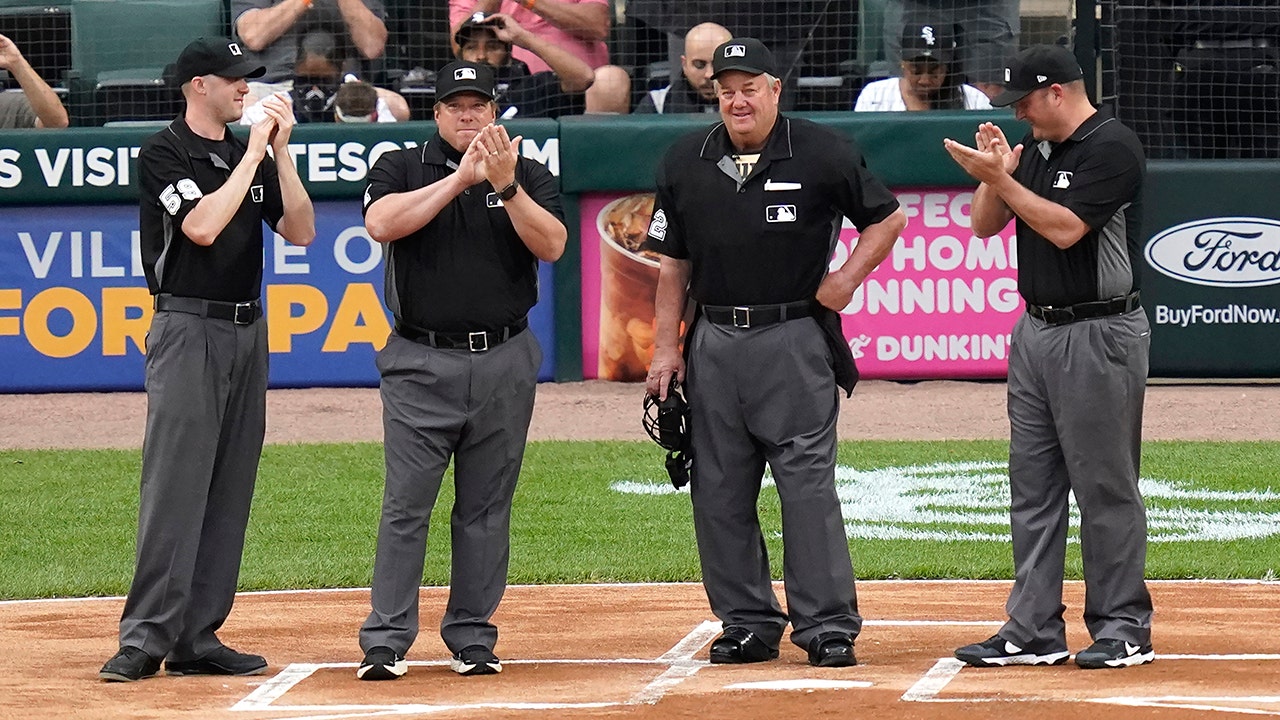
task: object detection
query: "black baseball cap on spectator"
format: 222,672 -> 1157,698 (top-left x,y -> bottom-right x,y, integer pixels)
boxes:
901,22 -> 956,64
455,11 -> 507,48
990,44 -> 1084,107
436,60 -> 498,102
172,37 -> 266,87
711,37 -> 777,79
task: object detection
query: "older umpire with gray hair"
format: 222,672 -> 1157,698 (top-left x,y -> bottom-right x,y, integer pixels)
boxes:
644,37 -> 906,667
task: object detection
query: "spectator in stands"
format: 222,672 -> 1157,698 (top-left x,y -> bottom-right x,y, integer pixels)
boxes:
636,22 -> 731,114
454,11 -> 594,119
884,0 -> 1019,98
449,0 -> 630,113
241,31 -> 406,123
0,33 -> 68,128
856,22 -> 992,111
232,0 -> 408,119
625,1 -> 849,111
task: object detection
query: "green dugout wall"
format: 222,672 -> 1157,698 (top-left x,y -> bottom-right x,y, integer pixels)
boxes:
2,115 -> 1278,381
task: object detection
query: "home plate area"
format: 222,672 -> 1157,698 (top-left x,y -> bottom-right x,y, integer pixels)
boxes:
230,610 -> 1280,719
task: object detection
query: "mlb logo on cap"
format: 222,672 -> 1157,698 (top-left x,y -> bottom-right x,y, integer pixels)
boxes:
228,42 -> 242,56
435,60 -> 497,101
711,37 -> 779,79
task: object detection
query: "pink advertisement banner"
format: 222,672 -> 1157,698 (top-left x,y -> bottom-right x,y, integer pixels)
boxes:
580,189 -> 1021,381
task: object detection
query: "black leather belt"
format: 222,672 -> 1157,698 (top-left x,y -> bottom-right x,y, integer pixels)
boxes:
154,294 -> 261,325
1026,291 -> 1141,326
702,300 -> 814,328
396,317 -> 528,352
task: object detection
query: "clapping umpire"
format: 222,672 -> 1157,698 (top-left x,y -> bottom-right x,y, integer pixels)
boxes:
100,37 -> 315,682
644,38 -> 906,667
944,44 -> 1154,670
354,60 -> 565,681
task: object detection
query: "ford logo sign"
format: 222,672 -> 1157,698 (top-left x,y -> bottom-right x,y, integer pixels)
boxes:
1145,217 -> 1280,288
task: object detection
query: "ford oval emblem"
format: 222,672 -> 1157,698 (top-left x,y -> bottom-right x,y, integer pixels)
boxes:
1145,217 -> 1280,288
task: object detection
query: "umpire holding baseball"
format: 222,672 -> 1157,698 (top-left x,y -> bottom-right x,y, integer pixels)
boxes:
100,37 -> 314,682
354,60 -> 565,681
644,38 -> 906,667
944,44 -> 1154,669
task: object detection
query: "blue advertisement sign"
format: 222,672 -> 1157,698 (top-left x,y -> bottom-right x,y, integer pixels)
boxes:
0,201 -> 556,392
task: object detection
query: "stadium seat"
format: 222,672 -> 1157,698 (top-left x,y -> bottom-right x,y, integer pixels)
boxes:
68,0 -> 222,124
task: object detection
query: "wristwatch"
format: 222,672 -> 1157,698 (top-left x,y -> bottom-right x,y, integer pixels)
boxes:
497,180 -> 519,201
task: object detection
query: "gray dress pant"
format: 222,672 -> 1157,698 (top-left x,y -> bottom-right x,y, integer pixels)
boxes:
685,318 -> 860,651
360,329 -> 540,656
1002,308 -> 1154,649
118,311 -> 268,662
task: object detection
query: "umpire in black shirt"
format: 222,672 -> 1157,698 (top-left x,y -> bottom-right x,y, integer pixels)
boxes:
100,37 -> 315,682
945,45 -> 1154,670
354,60 -> 566,681
644,38 -> 906,668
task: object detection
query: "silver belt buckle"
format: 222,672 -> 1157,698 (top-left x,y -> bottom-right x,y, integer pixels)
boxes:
732,306 -> 751,328
233,302 -> 255,325
468,331 -> 489,352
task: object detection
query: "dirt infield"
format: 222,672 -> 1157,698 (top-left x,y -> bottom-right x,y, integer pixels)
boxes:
3,379 -> 1279,448
3,581 -> 1279,719
2,380 -> 1278,718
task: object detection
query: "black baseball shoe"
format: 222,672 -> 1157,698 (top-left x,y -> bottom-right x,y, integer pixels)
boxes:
165,645 -> 267,676
708,626 -> 779,664
1074,638 -> 1154,669
357,646 -> 408,680
954,634 -> 1070,667
99,646 -> 161,682
451,645 -> 502,676
807,632 -> 857,667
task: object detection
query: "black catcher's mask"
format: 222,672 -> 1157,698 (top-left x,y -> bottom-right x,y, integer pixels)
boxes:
642,377 -> 693,488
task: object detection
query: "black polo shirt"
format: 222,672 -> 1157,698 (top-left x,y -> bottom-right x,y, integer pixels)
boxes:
362,132 -> 563,333
1011,107 -> 1146,307
643,116 -> 899,306
138,117 -> 284,301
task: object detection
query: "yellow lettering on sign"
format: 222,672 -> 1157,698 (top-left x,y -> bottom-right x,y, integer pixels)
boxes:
267,284 -> 328,352
101,287 -> 153,356
25,287 -> 96,358
322,282 -> 391,352
0,288 -> 21,336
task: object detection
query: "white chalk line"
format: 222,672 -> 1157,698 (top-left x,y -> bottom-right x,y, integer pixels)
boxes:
233,621 -> 725,715
902,654 -> 1280,715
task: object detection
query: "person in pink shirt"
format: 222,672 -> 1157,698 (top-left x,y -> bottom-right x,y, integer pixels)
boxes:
449,0 -> 630,112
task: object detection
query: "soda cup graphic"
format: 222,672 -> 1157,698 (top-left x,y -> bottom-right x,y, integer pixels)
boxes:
596,193 -> 659,381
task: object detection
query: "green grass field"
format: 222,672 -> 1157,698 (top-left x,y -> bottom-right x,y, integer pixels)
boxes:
1,440 -> 1277,600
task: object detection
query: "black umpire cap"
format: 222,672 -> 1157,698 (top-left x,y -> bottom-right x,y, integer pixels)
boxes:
711,37 -> 777,79
171,37 -> 266,87
436,60 -> 498,102
990,44 -> 1084,107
